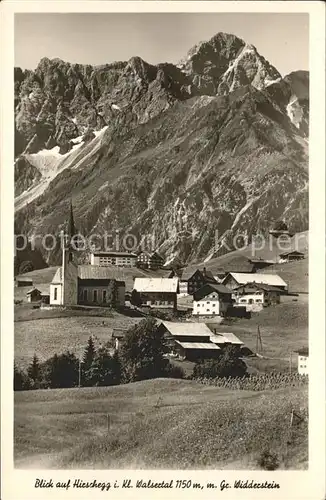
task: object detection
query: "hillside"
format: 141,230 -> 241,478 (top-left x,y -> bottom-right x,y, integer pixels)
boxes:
14,379 -> 308,469
14,313 -> 142,368
182,231 -> 308,290
15,265 -> 172,297
259,259 -> 308,293
14,32 -> 309,266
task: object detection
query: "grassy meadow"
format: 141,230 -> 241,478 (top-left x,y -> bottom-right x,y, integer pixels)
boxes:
14,378 -> 308,470
14,312 -> 142,369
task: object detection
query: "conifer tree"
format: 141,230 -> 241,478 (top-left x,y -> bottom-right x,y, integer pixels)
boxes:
27,353 -> 41,387
82,336 -> 97,386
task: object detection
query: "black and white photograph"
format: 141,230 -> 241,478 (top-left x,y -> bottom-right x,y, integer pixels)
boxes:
1,1 -> 325,498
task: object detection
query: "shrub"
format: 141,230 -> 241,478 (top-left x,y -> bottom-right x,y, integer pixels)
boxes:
14,363 -> 32,391
130,289 -> 142,307
192,345 -> 248,379
257,450 -> 280,470
165,363 -> 185,379
40,351 -> 79,388
120,317 -> 170,382
18,260 -> 34,274
86,348 -> 122,387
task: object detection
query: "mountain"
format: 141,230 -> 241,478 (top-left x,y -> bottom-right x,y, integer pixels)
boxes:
14,32 -> 309,266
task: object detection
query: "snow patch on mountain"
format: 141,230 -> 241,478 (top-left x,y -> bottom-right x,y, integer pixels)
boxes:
265,77 -> 282,87
94,125 -> 108,139
72,126 -> 108,170
286,96 -> 304,129
15,127 -> 108,211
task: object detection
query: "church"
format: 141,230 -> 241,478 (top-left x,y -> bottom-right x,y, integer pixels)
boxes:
49,203 -> 125,308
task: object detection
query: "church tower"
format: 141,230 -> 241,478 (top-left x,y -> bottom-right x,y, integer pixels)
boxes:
61,200 -> 78,306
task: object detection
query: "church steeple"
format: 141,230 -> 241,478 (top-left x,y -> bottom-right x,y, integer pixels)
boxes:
66,199 -> 77,262
59,200 -> 78,307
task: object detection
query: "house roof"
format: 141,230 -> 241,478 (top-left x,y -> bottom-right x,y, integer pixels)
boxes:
224,272 -> 287,288
180,269 -> 200,281
175,341 -> 221,350
249,258 -> 275,264
26,287 -> 41,295
16,276 -> 34,282
203,269 -> 216,280
279,251 -> 305,257
51,265 -> 128,283
193,283 -> 232,301
233,283 -> 285,293
161,321 -> 213,337
138,251 -> 164,260
180,268 -> 217,282
27,284 -> 50,295
296,347 -> 309,356
92,251 -> 137,258
51,267 -> 63,284
78,265 -> 123,280
112,328 -> 128,339
133,278 -> 178,293
210,332 -> 243,345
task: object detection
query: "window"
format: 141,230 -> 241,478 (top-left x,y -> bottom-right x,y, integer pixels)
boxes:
54,287 -> 57,300
83,289 -> 88,302
256,299 -> 262,303
240,299 -> 247,303
103,290 -> 107,303
212,303 -> 216,307
93,290 -> 98,302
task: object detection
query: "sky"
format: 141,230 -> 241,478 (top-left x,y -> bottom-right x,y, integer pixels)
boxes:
15,13 -> 309,76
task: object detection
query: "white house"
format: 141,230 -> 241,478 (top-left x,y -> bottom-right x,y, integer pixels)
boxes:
296,348 -> 309,376
232,283 -> 283,311
192,283 -> 233,317
90,251 -> 137,268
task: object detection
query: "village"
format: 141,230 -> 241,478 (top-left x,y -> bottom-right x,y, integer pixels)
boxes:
15,206 -> 309,377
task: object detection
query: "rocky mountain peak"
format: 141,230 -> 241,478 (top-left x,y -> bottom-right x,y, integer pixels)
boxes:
177,32 -> 281,96
123,56 -> 157,83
